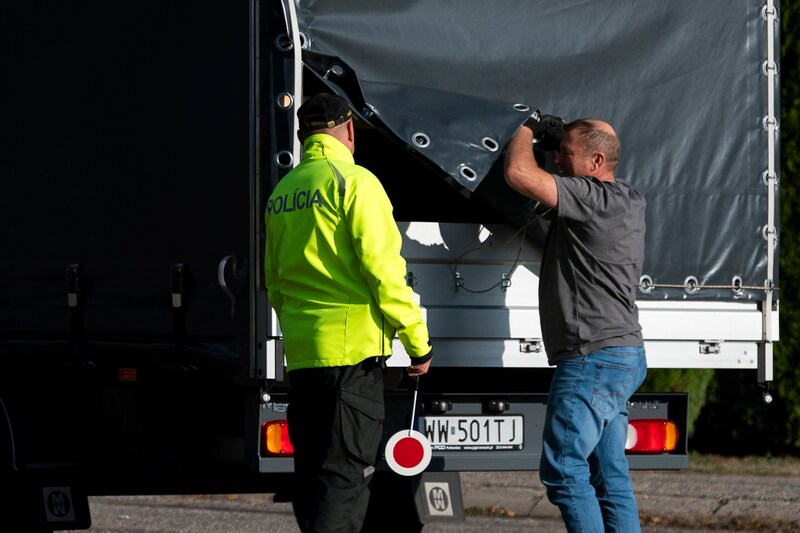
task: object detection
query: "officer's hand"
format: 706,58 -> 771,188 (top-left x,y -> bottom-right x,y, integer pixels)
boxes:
407,359 -> 431,377
408,349 -> 432,377
524,110 -> 565,151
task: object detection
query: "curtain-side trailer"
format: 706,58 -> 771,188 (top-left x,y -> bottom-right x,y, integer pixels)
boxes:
1,1 -> 778,531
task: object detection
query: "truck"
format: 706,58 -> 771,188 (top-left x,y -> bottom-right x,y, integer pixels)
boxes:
1,0 -> 779,531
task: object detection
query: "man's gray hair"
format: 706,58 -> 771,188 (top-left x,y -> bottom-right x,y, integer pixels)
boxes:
565,119 -> 621,171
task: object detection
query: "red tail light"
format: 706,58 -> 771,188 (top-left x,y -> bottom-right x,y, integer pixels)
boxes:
261,420 -> 294,456
626,419 -> 679,453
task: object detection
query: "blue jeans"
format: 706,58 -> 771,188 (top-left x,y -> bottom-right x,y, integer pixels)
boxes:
540,346 -> 647,533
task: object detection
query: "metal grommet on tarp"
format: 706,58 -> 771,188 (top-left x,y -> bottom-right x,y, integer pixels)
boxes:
457,164 -> 477,182
276,92 -> 294,109
684,276 -> 700,295
481,137 -> 499,152
761,170 -> 778,187
761,4 -> 778,21
276,150 -> 294,169
638,275 -> 654,294
275,34 -> 293,52
732,276 -> 744,295
762,225 -> 778,244
412,132 -> 431,149
276,31 -> 308,51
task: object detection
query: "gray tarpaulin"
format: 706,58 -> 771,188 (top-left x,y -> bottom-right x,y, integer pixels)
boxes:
284,0 -> 779,301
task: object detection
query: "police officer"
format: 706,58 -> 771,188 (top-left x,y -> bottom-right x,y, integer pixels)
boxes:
264,93 -> 433,533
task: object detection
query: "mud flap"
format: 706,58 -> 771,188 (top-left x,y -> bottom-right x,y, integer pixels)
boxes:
361,471 -> 463,532
1,471 -> 91,532
411,471 -> 465,524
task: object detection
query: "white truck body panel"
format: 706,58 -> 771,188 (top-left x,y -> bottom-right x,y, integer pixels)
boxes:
380,222 -> 777,370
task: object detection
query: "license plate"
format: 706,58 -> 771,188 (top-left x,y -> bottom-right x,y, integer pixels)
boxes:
418,415 -> 524,451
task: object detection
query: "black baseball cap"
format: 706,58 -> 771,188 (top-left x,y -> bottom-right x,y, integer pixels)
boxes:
297,93 -> 353,132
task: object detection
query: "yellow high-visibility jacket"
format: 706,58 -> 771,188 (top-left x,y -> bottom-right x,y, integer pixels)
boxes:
264,133 -> 431,372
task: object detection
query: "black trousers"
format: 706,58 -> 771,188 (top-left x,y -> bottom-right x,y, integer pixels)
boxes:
288,358 -> 385,533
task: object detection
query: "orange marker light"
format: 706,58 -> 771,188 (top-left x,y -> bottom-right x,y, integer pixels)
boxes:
261,420 -> 294,456
626,419 -> 679,453
118,368 -> 138,382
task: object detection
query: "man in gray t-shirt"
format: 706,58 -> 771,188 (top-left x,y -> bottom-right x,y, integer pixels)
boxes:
541,172 -> 645,363
504,116 -> 647,533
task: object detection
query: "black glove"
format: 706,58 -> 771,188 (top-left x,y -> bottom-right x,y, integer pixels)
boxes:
524,110 -> 565,151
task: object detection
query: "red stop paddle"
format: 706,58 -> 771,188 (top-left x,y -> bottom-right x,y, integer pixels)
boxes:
385,376 -> 431,476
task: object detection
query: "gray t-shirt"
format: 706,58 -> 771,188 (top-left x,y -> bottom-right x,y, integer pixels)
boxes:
539,175 -> 646,364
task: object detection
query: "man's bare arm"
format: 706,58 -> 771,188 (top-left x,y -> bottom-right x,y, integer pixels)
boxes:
504,126 -> 558,209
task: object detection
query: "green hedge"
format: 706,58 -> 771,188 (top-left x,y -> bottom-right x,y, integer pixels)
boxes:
772,0 -> 800,453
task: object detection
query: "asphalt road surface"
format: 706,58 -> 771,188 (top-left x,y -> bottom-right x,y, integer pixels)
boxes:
62,465 -> 799,533
66,494 -> 752,533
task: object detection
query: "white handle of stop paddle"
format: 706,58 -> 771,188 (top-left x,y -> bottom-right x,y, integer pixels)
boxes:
408,376 -> 419,436
385,376 -> 431,476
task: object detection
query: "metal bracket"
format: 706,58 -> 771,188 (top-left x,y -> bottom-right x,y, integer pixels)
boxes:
699,341 -> 721,355
66,264 -> 81,308
758,341 -> 774,384
171,263 -> 185,308
519,339 -> 542,353
454,272 -> 464,292
501,273 -> 512,293
218,255 -> 247,319
760,0 -> 778,388
406,271 -> 418,288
